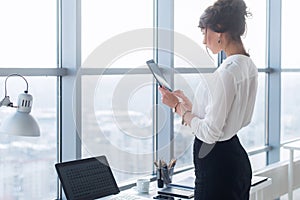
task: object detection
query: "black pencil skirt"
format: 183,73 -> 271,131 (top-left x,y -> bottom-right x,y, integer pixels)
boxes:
193,135 -> 252,200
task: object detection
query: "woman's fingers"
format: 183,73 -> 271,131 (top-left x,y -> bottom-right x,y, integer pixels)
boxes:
158,86 -> 179,108
173,90 -> 189,102
173,90 -> 185,97
158,86 -> 170,94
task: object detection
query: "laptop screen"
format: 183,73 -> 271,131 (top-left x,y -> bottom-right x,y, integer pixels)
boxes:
55,156 -> 120,200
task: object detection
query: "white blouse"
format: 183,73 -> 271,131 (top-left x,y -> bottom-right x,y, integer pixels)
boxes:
190,54 -> 258,144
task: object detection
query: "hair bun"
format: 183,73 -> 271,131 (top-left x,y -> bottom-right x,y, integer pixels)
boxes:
199,0 -> 251,40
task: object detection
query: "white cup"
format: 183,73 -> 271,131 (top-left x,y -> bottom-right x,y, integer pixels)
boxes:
136,179 -> 150,194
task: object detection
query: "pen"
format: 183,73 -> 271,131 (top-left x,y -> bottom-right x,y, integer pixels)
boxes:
157,159 -> 164,188
168,158 -> 176,169
154,161 -> 159,168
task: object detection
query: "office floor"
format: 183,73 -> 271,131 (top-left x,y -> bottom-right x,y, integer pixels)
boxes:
280,188 -> 300,199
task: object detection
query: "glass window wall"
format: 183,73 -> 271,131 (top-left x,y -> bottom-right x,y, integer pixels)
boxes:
0,0 -> 56,68
0,77 -> 57,200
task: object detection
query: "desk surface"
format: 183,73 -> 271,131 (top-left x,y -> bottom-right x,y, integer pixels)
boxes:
101,170 -> 271,199
100,183 -> 185,199
283,140 -> 300,150
250,178 -> 272,194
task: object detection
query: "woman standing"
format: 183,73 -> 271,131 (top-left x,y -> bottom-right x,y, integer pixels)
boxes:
159,0 -> 257,199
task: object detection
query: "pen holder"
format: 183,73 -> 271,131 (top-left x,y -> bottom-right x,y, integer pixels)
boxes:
162,167 -> 174,186
157,168 -> 164,188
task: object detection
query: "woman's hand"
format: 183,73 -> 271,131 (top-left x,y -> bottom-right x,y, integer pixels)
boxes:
173,90 -> 192,111
158,86 -> 193,116
158,86 -> 179,109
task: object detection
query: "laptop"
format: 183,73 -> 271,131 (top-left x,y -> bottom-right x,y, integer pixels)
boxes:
55,155 -> 143,200
146,59 -> 173,92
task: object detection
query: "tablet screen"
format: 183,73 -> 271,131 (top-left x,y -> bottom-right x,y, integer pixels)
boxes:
146,59 -> 172,91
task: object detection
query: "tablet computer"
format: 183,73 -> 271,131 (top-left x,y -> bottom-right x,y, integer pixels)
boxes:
158,187 -> 194,199
146,59 -> 172,91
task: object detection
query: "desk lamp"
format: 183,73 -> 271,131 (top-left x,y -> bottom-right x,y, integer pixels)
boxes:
0,74 -> 40,137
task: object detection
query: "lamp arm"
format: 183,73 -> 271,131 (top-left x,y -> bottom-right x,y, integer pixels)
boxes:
0,74 -> 29,107
0,96 -> 13,107
4,73 -> 29,96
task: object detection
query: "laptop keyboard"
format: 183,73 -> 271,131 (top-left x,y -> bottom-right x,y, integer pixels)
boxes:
65,162 -> 118,198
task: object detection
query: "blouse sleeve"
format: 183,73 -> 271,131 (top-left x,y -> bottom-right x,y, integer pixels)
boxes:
190,69 -> 236,144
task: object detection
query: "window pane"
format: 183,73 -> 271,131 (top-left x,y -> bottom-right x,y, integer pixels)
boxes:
238,73 -> 266,149
281,73 -> 300,142
174,0 -> 218,67
81,74 -> 153,183
243,0 -> 267,68
249,152 -> 266,172
81,0 -> 154,183
81,0 -> 153,68
174,74 -> 203,168
282,1 -> 300,68
0,1 -> 56,68
174,0 -> 266,68
0,77 -> 57,199
280,146 -> 300,163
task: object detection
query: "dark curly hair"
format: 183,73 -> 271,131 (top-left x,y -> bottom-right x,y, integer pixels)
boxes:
199,0 -> 251,41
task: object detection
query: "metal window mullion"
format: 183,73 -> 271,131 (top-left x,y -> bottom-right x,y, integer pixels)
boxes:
266,0 -> 281,165
154,0 -> 174,163
281,69 -> 300,72
57,0 -> 82,199
60,0 -> 82,179
73,67 -> 270,75
0,68 -> 67,76
56,0 -> 64,198
153,0 -> 159,171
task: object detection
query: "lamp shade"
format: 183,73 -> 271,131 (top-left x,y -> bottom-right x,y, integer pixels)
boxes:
0,111 -> 40,137
0,75 -> 40,137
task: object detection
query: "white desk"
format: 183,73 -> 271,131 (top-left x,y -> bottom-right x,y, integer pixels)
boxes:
106,171 -> 272,199
170,170 -> 271,200
250,177 -> 272,200
283,140 -> 300,200
102,182 -> 183,199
